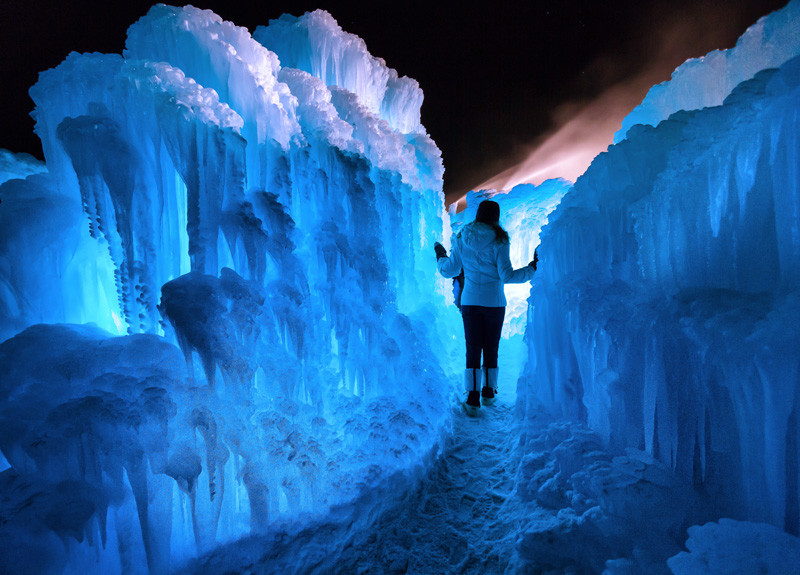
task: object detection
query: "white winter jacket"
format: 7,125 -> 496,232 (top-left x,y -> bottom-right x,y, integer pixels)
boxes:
437,222 -> 534,307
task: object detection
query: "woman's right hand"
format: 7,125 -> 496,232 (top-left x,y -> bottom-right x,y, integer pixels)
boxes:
434,242 -> 447,260
528,249 -> 539,270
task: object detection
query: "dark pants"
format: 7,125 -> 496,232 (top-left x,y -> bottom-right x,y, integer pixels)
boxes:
461,305 -> 505,369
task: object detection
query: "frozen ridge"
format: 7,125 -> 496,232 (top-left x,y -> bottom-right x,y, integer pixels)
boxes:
521,49 -> 800,535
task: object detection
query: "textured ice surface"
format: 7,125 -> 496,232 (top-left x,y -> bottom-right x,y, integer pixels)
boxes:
0,324 -> 185,574
512,418 -> 708,574
667,519 -> 800,575
519,31 -> 800,542
175,365 -> 523,575
0,171 -> 120,340
254,10 -> 424,135
0,323 -> 449,574
615,0 -> 800,142
0,5 -> 457,573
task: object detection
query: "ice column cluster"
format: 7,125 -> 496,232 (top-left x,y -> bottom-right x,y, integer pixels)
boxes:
519,0 -> 800,538
0,6 -> 457,574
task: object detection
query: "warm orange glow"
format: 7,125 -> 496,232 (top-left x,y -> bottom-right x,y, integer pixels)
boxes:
475,78 -> 655,193
457,5 -> 749,205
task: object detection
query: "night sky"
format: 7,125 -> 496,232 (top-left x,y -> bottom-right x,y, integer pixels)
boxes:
0,0 -> 788,203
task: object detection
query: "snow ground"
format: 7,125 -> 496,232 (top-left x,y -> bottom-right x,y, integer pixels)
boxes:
324,375 -> 524,574
177,399 -> 522,574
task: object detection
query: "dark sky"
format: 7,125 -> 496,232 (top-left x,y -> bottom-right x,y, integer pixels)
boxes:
0,0 -> 788,202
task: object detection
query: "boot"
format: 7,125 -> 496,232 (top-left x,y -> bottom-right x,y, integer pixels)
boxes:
481,367 -> 499,405
463,368 -> 482,416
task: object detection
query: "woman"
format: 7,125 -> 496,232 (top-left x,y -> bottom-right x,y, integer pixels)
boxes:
435,200 -> 536,414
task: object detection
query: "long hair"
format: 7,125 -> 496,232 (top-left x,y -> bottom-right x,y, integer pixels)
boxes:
475,200 -> 509,243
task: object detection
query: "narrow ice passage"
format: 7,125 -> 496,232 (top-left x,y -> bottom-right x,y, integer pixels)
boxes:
5,2 -> 800,574
177,349 -> 528,575
325,357 -> 526,574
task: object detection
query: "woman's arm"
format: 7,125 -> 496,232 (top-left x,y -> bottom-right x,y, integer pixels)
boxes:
496,242 -> 535,284
436,239 -> 463,278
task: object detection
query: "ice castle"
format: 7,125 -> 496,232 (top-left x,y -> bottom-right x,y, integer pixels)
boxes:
1,2 -> 800,573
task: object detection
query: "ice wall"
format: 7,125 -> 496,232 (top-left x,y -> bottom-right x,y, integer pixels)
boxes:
520,48 -> 800,539
0,151 -> 121,340
615,0 -> 800,142
29,53 -> 246,334
0,5 -> 456,574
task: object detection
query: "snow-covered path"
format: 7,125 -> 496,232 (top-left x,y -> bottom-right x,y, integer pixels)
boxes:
183,340 -> 534,574
182,382 -> 527,575
325,363 -> 525,574
180,335 -> 704,575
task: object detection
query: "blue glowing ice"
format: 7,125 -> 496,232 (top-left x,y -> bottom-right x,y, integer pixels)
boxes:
513,2 -> 800,570
0,6 -> 458,573
3,1 -> 800,573
615,0 -> 800,142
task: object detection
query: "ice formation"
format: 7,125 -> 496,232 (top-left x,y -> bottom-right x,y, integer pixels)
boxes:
0,5 -> 459,573
3,0 -> 800,573
512,419 -> 708,574
516,0 -> 800,567
0,149 -> 47,186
